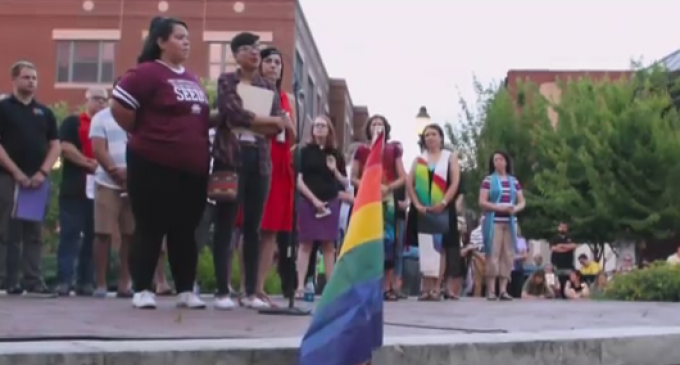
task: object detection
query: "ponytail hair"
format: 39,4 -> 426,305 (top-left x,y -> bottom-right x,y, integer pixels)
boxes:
137,17 -> 188,64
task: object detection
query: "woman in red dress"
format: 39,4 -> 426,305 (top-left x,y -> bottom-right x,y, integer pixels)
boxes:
233,47 -> 295,305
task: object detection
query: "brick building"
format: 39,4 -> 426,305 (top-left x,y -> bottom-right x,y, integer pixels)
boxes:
294,2 -> 369,152
505,70 -> 633,126
0,0 -> 370,152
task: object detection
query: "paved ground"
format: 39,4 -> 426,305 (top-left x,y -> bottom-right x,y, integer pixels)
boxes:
1,295 -> 679,340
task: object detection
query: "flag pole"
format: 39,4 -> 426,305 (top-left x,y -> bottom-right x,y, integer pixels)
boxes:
258,77 -> 311,316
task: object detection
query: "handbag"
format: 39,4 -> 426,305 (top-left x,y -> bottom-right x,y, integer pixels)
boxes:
417,211 -> 449,234
207,170 -> 239,202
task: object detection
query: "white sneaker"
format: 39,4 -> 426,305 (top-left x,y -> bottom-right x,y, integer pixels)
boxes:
132,290 -> 157,309
242,296 -> 270,309
214,296 -> 237,310
176,291 -> 206,309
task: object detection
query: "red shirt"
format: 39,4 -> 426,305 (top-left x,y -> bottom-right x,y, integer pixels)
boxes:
76,112 -> 93,159
354,141 -> 403,182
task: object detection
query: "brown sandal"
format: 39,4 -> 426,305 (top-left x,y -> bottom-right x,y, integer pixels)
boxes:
384,290 -> 399,301
257,293 -> 278,308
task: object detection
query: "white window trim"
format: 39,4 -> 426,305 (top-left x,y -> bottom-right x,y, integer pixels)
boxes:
52,29 -> 121,41
54,83 -> 112,89
203,31 -> 273,42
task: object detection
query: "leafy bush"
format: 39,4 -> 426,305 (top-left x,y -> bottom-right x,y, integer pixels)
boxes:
196,247 -> 282,295
603,262 -> 680,302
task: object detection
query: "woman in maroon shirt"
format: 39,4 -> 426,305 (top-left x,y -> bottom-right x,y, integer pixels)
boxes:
351,115 -> 406,300
111,17 -> 210,310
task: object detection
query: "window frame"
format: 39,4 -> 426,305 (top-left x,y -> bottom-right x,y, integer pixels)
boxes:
207,42 -> 268,81
55,40 -> 115,84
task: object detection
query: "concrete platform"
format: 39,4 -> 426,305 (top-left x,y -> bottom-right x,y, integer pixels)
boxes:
1,296 -> 680,364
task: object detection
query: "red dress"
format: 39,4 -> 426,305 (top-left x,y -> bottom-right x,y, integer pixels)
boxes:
234,91 -> 294,231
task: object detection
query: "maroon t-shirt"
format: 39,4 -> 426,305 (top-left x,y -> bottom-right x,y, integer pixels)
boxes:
112,60 -> 210,175
354,141 -> 403,182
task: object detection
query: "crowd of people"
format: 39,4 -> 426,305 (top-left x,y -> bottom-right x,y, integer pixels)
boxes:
0,16 -> 640,312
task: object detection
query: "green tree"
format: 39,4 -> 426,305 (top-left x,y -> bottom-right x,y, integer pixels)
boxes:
446,78 -> 552,235
532,69 -> 680,259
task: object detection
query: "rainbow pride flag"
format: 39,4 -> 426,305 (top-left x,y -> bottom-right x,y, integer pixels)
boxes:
298,132 -> 385,365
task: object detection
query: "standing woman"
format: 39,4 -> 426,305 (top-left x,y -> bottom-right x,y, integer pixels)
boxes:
405,124 -> 460,301
351,115 -> 406,300
255,47 -> 295,304
110,17 -> 210,309
478,151 -> 525,301
294,116 -> 348,298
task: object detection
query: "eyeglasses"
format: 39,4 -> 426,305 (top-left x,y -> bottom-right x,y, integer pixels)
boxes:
313,123 -> 328,129
237,44 -> 263,54
90,96 -> 108,103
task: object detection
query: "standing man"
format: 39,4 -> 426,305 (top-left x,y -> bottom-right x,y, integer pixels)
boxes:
90,79 -> 133,298
56,88 -> 107,296
0,61 -> 60,295
550,221 -> 576,298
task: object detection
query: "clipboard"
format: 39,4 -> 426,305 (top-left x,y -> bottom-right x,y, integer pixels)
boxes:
12,181 -> 50,222
237,83 -> 275,116
234,84 -> 275,139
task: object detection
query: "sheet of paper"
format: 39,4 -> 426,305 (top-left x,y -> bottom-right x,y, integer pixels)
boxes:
85,175 -> 95,200
276,130 -> 285,143
418,234 -> 441,278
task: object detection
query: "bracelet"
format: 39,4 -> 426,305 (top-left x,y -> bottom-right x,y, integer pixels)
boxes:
39,169 -> 48,176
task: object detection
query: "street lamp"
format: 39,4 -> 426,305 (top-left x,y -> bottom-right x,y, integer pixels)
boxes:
415,106 -> 431,149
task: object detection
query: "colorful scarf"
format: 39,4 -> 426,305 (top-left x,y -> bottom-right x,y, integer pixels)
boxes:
414,150 -> 450,251
77,112 -> 93,159
481,173 -> 518,255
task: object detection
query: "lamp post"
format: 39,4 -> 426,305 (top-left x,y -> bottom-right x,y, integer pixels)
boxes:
415,106 -> 431,150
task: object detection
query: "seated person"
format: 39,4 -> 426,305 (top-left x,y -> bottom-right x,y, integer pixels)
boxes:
564,271 -> 590,300
578,254 -> 601,284
521,269 -> 555,299
590,272 -> 608,296
544,264 -> 561,297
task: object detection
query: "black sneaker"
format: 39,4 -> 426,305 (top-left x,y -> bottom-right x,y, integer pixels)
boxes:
25,284 -> 57,298
7,285 -> 24,295
55,283 -> 71,297
75,284 -> 94,297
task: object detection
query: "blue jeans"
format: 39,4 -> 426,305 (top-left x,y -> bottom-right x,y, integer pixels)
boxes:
57,197 -> 94,287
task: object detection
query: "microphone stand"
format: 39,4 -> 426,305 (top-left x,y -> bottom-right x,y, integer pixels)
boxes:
259,78 -> 311,316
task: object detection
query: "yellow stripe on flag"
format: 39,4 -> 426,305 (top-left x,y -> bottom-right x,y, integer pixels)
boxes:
339,201 -> 383,258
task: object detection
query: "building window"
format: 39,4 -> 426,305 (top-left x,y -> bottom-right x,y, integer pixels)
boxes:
294,50 -> 304,85
208,43 -> 237,81
316,93 -> 323,117
208,42 -> 269,80
56,41 -> 115,84
307,78 -> 315,118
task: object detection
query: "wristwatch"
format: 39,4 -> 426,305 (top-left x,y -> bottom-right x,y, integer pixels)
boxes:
39,168 -> 48,176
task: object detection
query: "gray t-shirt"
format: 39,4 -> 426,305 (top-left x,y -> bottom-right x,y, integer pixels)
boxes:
89,107 -> 128,189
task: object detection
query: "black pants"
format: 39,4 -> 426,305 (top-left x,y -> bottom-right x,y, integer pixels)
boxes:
195,202 -> 216,254
305,241 -> 320,285
510,269 -> 525,298
211,146 -> 269,296
126,150 -> 207,293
